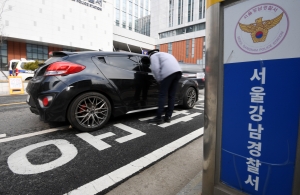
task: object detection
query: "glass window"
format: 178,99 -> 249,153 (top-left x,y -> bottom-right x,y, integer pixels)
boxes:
26,43 -> 48,61
199,0 -> 203,19
2,56 -> 7,64
0,49 -> 6,55
168,43 -> 172,54
192,38 -> 195,58
178,0 -> 183,25
115,9 -> 120,26
27,53 -> 32,59
107,55 -> 140,71
188,0 -> 194,22
115,0 -> 120,8
1,43 -> 7,49
98,57 -> 106,64
169,0 -> 174,27
129,1 -> 132,14
140,0 -> 143,7
122,11 -> 126,28
186,40 -> 190,58
140,7 -> 143,17
129,14 -> 133,30
186,25 -> 194,33
191,0 -> 194,21
20,62 -> 26,69
203,0 -> 206,18
26,44 -> 32,52
159,22 -> 205,39
122,0 -> 126,11
135,4 -> 138,17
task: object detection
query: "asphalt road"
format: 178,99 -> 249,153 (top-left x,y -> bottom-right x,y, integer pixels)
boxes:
0,92 -> 204,195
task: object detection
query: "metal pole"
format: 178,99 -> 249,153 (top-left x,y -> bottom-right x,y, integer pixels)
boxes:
202,2 -> 222,195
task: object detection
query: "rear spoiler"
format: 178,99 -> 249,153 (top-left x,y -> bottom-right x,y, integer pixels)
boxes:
49,51 -> 77,57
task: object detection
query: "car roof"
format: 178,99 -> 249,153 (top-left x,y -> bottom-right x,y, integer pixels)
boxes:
52,51 -> 148,58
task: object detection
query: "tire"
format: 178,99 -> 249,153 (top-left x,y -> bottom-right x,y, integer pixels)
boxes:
67,92 -> 111,132
182,87 -> 197,109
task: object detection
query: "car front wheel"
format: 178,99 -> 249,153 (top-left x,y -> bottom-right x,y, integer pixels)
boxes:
67,92 -> 111,132
182,87 -> 197,109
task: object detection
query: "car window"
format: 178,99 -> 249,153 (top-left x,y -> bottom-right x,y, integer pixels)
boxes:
97,57 -> 106,64
20,62 -> 26,69
107,55 -> 140,71
137,56 -> 152,73
11,62 -> 18,69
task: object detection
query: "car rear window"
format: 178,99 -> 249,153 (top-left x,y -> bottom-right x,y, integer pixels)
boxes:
44,57 -> 64,65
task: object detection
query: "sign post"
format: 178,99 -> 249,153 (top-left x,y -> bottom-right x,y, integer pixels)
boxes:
203,0 -> 300,194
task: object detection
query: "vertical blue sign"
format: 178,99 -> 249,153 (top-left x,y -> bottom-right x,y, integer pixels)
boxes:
221,1 -> 300,194
222,58 -> 300,194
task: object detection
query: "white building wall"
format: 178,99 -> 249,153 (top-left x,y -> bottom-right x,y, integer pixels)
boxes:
150,0 -> 168,40
113,25 -> 155,49
2,0 -> 114,51
151,0 -> 206,45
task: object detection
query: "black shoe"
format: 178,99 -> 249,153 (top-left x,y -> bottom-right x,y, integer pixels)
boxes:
147,117 -> 163,124
164,116 -> 171,122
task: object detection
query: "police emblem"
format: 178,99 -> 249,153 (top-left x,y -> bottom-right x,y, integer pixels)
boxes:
235,4 -> 289,54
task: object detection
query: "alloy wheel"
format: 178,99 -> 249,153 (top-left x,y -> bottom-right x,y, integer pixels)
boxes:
75,95 -> 109,129
186,88 -> 197,107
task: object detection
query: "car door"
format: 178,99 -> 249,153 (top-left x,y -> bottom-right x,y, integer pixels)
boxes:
136,56 -> 159,107
92,54 -> 153,110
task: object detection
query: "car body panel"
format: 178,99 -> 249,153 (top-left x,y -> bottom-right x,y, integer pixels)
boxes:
26,51 -> 198,127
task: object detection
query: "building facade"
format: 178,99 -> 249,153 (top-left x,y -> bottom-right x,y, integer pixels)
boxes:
0,0 -> 206,71
0,0 -> 116,70
151,0 -> 206,65
112,0 -> 154,53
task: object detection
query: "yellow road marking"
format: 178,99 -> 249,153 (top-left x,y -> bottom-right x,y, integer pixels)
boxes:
0,102 -> 27,107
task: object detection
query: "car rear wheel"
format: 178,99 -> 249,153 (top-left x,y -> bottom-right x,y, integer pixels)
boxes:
67,92 -> 111,132
182,87 -> 197,109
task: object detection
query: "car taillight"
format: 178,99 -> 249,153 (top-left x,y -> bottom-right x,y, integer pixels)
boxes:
45,61 -> 85,76
38,96 -> 53,108
43,97 -> 49,106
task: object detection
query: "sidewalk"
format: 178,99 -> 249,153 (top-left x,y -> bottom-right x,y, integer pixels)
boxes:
106,137 -> 203,195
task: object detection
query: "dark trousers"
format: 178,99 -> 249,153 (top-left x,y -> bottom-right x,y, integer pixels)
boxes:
157,71 -> 182,118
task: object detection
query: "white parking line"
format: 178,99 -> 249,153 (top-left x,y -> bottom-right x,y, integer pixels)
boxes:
139,110 -> 190,121
114,123 -> 146,143
0,126 -> 70,143
0,134 -> 6,138
158,113 -> 202,128
65,127 -> 204,195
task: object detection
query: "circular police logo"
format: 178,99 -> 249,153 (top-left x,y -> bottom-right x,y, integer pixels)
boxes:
235,3 -> 289,54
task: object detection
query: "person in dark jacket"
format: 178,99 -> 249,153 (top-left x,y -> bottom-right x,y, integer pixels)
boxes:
147,49 -> 182,124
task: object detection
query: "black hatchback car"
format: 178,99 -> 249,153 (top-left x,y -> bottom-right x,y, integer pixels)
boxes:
26,51 -> 199,132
